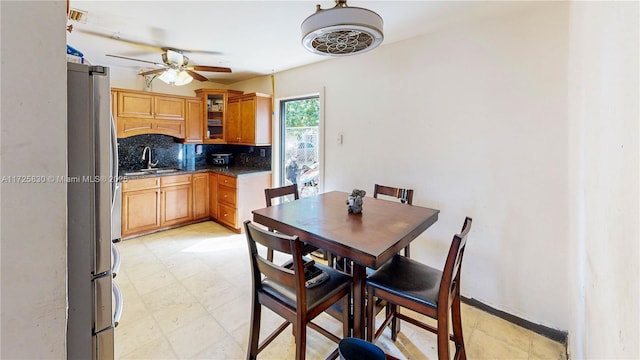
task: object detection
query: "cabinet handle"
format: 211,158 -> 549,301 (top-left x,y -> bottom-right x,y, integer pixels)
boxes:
223,213 -> 228,217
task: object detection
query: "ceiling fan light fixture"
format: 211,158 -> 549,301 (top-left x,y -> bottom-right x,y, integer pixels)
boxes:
174,71 -> 193,86
301,0 -> 383,56
157,68 -> 192,86
158,68 -> 177,84
158,69 -> 193,86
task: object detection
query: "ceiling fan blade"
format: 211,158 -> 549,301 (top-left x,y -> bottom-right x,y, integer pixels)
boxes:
192,65 -> 232,73
162,47 -> 223,56
106,54 -> 167,67
186,70 -> 208,82
139,68 -> 167,76
73,28 -> 163,52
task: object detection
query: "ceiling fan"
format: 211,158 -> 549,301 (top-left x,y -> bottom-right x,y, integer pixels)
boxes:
106,48 -> 232,85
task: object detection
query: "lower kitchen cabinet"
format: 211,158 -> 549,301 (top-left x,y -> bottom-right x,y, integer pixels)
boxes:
160,174 -> 193,227
217,175 -> 238,229
122,174 -> 194,238
122,171 -> 270,238
215,173 -> 270,232
209,173 -> 218,219
192,173 -> 209,220
122,178 -> 161,237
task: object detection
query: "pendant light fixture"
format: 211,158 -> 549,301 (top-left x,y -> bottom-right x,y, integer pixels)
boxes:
301,0 -> 383,56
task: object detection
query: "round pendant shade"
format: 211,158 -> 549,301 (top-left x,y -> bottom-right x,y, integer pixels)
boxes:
301,3 -> 383,56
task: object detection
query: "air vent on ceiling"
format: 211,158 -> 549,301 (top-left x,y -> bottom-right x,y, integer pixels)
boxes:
68,8 -> 88,23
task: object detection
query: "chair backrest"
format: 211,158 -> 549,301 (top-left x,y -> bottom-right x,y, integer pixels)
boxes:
265,184 -> 300,207
373,184 -> 414,205
438,217 -> 472,306
244,220 -> 307,302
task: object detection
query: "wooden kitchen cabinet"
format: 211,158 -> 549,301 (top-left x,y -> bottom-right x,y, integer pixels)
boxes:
209,173 -> 218,219
226,99 -> 241,144
113,88 -> 188,139
195,89 -> 243,144
117,91 -> 185,120
154,95 -> 186,121
192,173 -> 209,220
122,171 -> 271,238
122,177 -> 161,237
160,174 -> 193,227
184,98 -> 204,143
122,174 -> 199,238
215,173 -> 270,232
226,93 -> 272,145
217,175 -> 237,229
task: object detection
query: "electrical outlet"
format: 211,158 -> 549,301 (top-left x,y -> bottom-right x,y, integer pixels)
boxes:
260,149 -> 266,157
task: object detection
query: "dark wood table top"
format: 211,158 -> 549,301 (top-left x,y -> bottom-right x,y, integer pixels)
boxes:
252,191 -> 440,269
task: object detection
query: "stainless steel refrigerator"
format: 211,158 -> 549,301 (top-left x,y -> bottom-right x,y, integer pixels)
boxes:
67,62 -> 122,360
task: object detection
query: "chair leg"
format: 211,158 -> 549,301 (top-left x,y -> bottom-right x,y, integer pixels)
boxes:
342,294 -> 351,338
295,317 -> 307,360
247,301 -> 261,360
390,304 -> 400,341
366,287 -> 375,342
451,293 -> 467,360
436,308 -> 451,360
404,244 -> 411,258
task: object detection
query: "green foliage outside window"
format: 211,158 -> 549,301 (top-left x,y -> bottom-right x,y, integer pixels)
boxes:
284,98 -> 319,127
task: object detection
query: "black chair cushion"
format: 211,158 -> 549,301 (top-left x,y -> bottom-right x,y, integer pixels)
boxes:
262,264 -> 352,311
367,255 -> 442,308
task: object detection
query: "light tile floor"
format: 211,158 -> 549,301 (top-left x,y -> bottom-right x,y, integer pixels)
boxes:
114,221 -> 567,359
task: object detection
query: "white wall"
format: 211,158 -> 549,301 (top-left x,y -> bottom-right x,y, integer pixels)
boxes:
567,2 -> 639,358
274,3 -> 572,331
0,1 -> 68,358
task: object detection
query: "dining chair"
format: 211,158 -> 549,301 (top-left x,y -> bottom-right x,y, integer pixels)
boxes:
366,217 -> 473,360
373,184 -> 414,257
244,220 -> 352,360
264,184 -> 319,262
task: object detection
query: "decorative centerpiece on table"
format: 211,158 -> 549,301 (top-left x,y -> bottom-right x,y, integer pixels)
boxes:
346,189 -> 366,214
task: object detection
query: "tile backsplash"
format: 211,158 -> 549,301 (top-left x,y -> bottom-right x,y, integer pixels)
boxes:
117,134 -> 271,172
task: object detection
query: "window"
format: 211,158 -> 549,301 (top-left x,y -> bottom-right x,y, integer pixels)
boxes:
280,96 -> 320,197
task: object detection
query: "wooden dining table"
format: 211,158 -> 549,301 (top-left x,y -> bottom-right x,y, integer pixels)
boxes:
251,190 -> 440,339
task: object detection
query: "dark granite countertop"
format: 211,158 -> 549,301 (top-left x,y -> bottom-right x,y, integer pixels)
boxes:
121,165 -> 271,180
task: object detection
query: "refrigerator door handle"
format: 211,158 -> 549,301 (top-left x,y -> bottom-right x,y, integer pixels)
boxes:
112,281 -> 123,327
110,113 -> 118,210
111,242 -> 121,277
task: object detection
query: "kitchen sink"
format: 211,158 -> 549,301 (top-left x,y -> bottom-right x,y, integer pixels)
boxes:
124,168 -> 180,176
123,171 -> 150,176
153,168 -> 180,174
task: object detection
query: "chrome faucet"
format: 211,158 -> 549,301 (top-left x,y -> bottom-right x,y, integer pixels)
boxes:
142,146 -> 158,169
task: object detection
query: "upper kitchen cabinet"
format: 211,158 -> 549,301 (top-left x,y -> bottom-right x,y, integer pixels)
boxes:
226,93 -> 272,146
113,88 -> 188,139
184,98 -> 203,143
195,89 -> 243,144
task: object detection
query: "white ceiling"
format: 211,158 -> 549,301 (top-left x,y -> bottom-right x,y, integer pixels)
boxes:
66,1 -> 541,85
